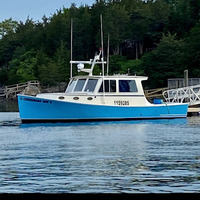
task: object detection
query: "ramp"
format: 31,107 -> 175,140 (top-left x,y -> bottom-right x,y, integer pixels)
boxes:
163,85 -> 200,106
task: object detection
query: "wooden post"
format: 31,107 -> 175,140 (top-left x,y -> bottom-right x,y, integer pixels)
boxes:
184,70 -> 188,87
5,86 -> 8,99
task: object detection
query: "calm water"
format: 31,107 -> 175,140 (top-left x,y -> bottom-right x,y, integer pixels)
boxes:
0,112 -> 200,193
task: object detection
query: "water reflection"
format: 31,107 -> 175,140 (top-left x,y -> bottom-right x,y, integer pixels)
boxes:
0,99 -> 18,112
0,112 -> 200,193
19,118 -> 189,129
187,116 -> 200,126
0,112 -> 192,128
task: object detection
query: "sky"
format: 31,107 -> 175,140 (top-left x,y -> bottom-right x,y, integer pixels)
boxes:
0,0 -> 95,22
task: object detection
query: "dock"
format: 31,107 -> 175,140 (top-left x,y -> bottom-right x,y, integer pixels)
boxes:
0,80 -> 40,100
145,87 -> 168,100
187,107 -> 200,116
145,87 -> 200,116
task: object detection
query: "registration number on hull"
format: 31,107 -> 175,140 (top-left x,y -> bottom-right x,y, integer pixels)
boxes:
114,100 -> 129,106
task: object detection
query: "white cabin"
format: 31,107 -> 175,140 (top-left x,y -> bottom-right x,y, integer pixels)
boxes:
37,50 -> 152,107
37,74 -> 151,107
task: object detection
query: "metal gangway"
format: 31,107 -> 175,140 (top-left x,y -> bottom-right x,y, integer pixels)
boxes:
163,84 -> 200,106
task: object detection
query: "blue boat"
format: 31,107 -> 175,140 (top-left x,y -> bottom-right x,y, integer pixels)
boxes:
17,49 -> 188,123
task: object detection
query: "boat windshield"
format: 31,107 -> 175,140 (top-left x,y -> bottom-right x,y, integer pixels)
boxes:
74,79 -> 86,92
66,78 -> 98,93
66,78 -> 77,93
84,79 -> 98,92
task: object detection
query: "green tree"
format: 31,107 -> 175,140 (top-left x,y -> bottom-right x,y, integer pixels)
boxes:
0,29 -> 19,70
7,50 -> 37,84
0,69 -> 8,85
166,0 -> 196,38
1,0 -> 200,88
72,5 -> 93,59
183,23 -> 200,77
189,0 -> 200,24
38,60 -> 59,86
54,40 -> 70,82
37,41 -> 70,86
104,3 -> 130,55
142,33 -> 185,88
44,8 -> 70,56
120,59 -> 144,75
0,18 -> 18,38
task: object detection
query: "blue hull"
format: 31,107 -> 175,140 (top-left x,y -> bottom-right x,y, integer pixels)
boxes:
18,95 -> 188,123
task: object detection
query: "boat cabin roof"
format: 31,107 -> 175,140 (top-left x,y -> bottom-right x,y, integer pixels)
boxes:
72,74 -> 148,79
65,75 -> 148,95
68,50 -> 148,95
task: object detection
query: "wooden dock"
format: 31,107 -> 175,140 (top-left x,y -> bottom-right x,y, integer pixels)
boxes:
187,107 -> 200,116
145,87 -> 168,99
0,80 -> 40,100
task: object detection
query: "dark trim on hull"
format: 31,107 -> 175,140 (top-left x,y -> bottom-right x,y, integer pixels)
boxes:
21,116 -> 186,124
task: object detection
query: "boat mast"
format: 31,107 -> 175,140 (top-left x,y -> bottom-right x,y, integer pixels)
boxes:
100,14 -> 105,104
107,34 -> 110,76
70,18 -> 73,79
100,14 -> 104,77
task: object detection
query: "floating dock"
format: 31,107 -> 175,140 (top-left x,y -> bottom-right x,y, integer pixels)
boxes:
187,107 -> 200,116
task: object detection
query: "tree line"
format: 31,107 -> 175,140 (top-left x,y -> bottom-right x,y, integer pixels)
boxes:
0,0 -> 200,89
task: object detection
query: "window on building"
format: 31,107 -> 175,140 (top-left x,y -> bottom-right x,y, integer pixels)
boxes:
119,80 -> 138,92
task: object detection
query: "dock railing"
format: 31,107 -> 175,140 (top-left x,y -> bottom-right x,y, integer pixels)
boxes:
0,80 -> 40,100
0,87 -> 6,99
163,84 -> 200,106
144,87 -> 168,100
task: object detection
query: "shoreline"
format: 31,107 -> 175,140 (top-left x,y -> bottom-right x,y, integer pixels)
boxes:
0,82 -> 68,112
0,99 -> 19,112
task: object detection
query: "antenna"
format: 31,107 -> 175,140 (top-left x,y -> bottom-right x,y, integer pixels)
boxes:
100,14 -> 104,77
107,34 -> 110,76
100,14 -> 105,104
69,15 -> 106,77
70,18 -> 73,79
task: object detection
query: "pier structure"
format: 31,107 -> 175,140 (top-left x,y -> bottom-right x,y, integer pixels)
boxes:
0,80 -> 40,100
145,86 -> 200,116
162,84 -> 200,106
163,85 -> 200,116
144,87 -> 168,101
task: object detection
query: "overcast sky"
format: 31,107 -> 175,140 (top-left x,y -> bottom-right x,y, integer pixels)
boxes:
0,0 -> 95,22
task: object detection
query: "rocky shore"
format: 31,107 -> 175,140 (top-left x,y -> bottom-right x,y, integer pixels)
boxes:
41,82 -> 68,93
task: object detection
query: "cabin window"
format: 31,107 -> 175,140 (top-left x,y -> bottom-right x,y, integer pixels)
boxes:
84,79 -> 98,92
119,80 -> 138,92
66,78 -> 77,93
99,80 -> 116,93
74,79 -> 86,92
